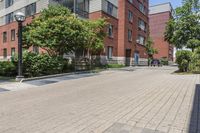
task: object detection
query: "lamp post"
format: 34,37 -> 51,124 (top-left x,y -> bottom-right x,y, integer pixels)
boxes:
15,12 -> 25,81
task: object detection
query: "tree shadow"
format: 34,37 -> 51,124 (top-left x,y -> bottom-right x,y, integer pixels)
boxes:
188,84 -> 200,133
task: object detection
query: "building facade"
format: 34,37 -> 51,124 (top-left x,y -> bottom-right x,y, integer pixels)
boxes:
0,0 -> 149,65
149,3 -> 174,61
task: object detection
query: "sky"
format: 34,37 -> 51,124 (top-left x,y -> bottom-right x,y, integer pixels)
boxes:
150,0 -> 182,8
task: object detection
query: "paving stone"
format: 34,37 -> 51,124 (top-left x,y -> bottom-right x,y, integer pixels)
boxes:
0,88 -> 9,92
0,66 -> 198,133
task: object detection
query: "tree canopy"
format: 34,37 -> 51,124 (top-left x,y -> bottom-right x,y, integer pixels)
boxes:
145,37 -> 158,58
23,5 -> 106,56
164,0 -> 200,51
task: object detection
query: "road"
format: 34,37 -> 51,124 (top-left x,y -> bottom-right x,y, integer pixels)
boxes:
0,66 -> 199,133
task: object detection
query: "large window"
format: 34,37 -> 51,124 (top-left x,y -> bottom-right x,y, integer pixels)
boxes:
52,0 -> 89,18
107,1 -> 114,15
5,12 -> 14,24
108,24 -> 114,38
76,0 -> 89,17
5,0 -> 14,8
11,48 -> 15,57
33,46 -> 39,54
139,3 -> 145,14
138,19 -> 146,31
138,35 -> 145,45
3,32 -> 7,43
3,48 -> 7,59
107,46 -> 113,59
128,10 -> 133,22
11,29 -> 15,41
128,0 -> 133,4
128,29 -> 132,42
25,3 -> 36,17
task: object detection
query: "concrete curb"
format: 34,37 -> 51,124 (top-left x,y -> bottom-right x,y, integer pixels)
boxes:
21,71 -> 97,82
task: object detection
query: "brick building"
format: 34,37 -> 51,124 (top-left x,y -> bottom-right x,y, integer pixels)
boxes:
0,0 -> 149,65
149,3 -> 174,61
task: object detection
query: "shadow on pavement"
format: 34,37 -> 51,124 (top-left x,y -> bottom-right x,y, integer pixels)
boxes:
189,84 -> 200,133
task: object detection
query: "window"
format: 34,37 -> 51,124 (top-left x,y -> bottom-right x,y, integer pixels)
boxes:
25,3 -> 36,16
107,46 -> 113,59
138,19 -> 146,31
5,0 -> 14,8
107,2 -> 113,15
33,46 -> 39,54
11,29 -> 15,41
3,48 -> 7,59
108,24 -> 113,37
76,0 -> 89,18
5,12 -> 14,24
128,0 -> 133,3
128,10 -> 133,22
139,3 -> 145,14
11,48 -> 15,57
128,29 -> 132,42
3,32 -> 7,43
138,35 -> 145,45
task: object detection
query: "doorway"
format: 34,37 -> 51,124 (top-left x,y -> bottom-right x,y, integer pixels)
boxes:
134,52 -> 139,65
125,49 -> 131,66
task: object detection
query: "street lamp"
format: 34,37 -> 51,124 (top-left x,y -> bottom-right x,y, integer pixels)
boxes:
15,12 -> 25,81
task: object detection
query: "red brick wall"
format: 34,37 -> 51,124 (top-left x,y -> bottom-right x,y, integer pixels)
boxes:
117,0 -> 148,59
149,12 -> 173,61
0,14 -> 47,59
89,11 -> 119,57
0,0 -> 149,62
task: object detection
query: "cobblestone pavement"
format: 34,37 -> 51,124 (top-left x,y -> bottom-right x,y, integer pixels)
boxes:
0,66 -> 199,133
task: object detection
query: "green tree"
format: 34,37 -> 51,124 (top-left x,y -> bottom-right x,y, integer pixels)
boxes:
145,37 -> 158,66
176,50 -> 193,72
164,0 -> 200,51
23,5 -> 86,56
82,19 -> 107,58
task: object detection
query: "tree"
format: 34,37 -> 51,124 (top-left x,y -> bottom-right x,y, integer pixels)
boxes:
23,5 -> 107,58
81,19 -> 107,58
187,39 -> 200,52
145,37 -> 158,66
23,5 -> 86,56
164,0 -> 200,51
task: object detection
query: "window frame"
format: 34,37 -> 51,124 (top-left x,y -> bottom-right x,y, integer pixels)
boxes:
11,29 -> 15,41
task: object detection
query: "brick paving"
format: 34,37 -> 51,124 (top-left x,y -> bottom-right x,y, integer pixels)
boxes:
0,66 -> 199,133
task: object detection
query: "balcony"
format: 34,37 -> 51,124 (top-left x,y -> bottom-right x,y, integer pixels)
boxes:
51,0 -> 89,18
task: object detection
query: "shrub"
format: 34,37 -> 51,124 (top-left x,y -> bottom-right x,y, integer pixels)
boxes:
190,47 -> 200,72
12,51 -> 71,77
106,64 -> 125,68
160,57 -> 169,65
176,50 -> 192,72
0,61 -> 17,77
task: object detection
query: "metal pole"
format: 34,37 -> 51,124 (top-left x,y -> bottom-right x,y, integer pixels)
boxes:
16,22 -> 24,81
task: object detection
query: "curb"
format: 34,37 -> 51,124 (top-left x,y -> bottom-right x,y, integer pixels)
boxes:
21,71 -> 97,82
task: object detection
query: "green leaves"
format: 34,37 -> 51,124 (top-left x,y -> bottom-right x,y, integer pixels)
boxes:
164,0 -> 200,51
23,5 -> 106,57
145,37 -> 158,57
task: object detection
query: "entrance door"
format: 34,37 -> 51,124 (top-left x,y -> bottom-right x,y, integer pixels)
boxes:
134,52 -> 139,65
125,49 -> 131,66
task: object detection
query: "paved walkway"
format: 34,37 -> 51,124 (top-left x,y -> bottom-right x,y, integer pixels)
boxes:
0,66 -> 199,133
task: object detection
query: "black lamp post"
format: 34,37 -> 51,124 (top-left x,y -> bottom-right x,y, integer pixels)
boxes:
15,12 -> 25,81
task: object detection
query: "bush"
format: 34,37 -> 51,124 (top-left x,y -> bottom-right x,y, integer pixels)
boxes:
160,57 -> 169,65
190,47 -> 200,72
176,50 -> 192,72
106,64 -> 125,68
12,51 -> 71,77
0,61 -> 17,77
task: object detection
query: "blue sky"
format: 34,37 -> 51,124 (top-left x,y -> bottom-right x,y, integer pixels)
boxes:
150,0 -> 182,8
